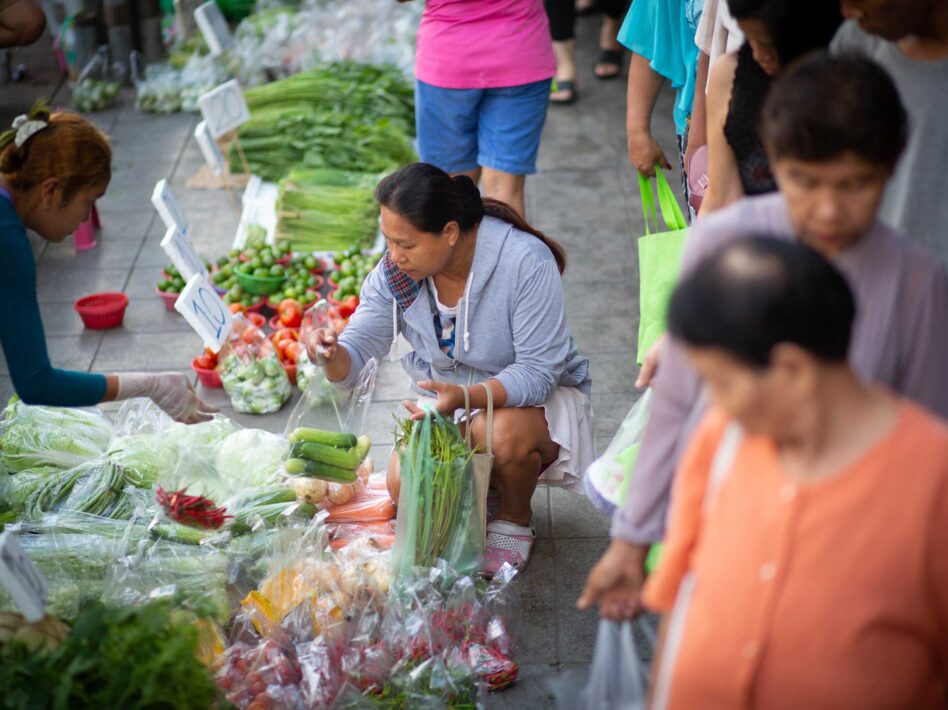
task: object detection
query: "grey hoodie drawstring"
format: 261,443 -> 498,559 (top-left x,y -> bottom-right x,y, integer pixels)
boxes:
462,271 -> 474,353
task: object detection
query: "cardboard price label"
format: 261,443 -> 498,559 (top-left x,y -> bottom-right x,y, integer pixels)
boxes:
151,179 -> 189,237
194,120 -> 226,175
0,531 -> 48,622
175,274 -> 233,352
198,80 -> 250,140
194,0 -> 233,57
161,225 -> 207,281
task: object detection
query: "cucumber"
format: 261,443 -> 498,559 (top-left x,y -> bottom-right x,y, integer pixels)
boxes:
291,435 -> 371,470
288,427 -> 357,449
284,457 -> 358,483
150,523 -> 207,545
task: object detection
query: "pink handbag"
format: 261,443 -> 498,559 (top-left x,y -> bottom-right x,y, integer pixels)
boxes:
687,145 -> 709,213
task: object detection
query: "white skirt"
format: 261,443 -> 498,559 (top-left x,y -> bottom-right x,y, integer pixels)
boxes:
537,386 -> 597,491
424,385 -> 597,491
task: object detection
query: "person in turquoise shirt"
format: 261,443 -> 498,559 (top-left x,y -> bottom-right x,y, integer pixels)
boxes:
619,0 -> 704,203
0,102 -> 216,422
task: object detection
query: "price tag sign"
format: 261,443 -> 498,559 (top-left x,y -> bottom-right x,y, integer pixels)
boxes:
151,179 -> 189,237
161,225 -> 207,281
198,80 -> 250,140
194,120 -> 226,176
194,0 -> 233,57
175,274 -> 233,352
0,531 -> 48,622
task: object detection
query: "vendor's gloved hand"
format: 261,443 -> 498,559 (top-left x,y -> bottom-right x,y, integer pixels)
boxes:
117,372 -> 218,424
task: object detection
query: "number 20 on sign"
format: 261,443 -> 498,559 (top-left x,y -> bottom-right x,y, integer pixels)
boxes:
198,80 -> 250,140
175,274 -> 233,352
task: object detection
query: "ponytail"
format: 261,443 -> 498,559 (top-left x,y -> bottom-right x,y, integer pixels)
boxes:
376,162 -> 567,274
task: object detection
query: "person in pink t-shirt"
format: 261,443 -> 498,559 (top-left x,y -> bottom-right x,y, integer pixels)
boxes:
399,0 -> 556,217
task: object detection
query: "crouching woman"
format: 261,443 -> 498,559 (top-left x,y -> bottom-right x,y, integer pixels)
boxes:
308,163 -> 594,575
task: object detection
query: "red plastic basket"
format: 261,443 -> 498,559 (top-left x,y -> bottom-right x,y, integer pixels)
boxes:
74,292 -> 128,329
156,288 -> 178,311
191,358 -> 223,388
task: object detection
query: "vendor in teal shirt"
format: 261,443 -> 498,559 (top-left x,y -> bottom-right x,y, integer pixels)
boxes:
0,102 -> 215,422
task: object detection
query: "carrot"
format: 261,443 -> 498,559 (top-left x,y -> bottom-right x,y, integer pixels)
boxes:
325,494 -> 395,523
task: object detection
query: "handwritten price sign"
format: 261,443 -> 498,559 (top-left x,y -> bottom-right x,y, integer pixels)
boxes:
194,0 -> 233,57
0,532 -> 48,622
194,120 -> 226,175
198,80 -> 250,140
160,225 -> 207,282
175,274 -> 233,352
151,179 -> 189,237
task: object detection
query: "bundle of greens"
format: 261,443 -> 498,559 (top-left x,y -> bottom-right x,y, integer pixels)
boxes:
391,415 -> 479,577
0,601 -> 222,709
275,168 -> 381,253
0,398 -> 114,473
229,62 -> 416,181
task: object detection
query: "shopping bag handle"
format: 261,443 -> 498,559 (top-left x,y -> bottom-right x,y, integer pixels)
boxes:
637,166 -> 688,235
462,383 -> 493,456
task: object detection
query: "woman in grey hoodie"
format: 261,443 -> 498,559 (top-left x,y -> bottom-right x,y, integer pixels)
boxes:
308,163 -> 594,575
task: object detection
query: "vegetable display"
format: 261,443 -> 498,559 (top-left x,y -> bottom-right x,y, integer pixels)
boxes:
72,79 -> 120,113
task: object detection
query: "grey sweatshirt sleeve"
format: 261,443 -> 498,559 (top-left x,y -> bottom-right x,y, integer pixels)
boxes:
494,259 -> 571,407
335,265 -> 396,389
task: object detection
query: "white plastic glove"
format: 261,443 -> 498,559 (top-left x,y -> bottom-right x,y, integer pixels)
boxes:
116,372 -> 218,424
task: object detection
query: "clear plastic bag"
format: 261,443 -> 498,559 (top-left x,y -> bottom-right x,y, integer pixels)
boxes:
0,397 -> 114,473
390,413 -> 481,578
285,351 -> 377,438
553,617 -> 657,710
220,315 -> 293,415
295,300 -> 342,396
585,389 -> 652,514
71,46 -> 121,113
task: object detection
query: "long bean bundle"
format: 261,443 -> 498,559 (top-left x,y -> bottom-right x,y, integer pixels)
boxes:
275,168 -> 381,252
391,415 -> 480,577
230,62 -> 416,181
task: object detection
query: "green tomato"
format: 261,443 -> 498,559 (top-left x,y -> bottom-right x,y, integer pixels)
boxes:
332,251 -> 346,264
329,270 -> 342,283
229,248 -> 241,259
270,264 -> 285,277
270,291 -> 284,303
172,277 -> 186,290
216,256 -> 229,267
157,280 -> 171,291
284,287 -> 298,299
303,255 -> 318,270
261,255 -> 274,268
249,258 -> 263,270
253,267 -> 270,278
306,274 -> 317,287
242,248 -> 257,260
241,296 -> 253,307
339,260 -> 354,277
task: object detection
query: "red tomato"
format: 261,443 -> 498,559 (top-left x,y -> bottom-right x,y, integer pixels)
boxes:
338,295 -> 359,319
277,338 -> 296,361
283,341 -> 300,362
240,326 -> 260,345
194,354 -> 216,370
272,328 -> 298,343
278,298 -> 302,314
229,303 -> 246,314
279,310 -> 302,329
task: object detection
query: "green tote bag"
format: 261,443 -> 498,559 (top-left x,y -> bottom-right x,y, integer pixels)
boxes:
636,170 -> 688,364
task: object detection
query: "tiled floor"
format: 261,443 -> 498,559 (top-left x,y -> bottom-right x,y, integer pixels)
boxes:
1,15 -> 683,706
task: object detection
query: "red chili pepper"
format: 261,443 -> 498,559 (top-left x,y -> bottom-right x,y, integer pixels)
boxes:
156,485 -> 232,529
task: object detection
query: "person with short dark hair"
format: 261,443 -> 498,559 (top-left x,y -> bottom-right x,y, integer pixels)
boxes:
832,0 -> 948,264
580,52 -> 948,619
598,238 -> 948,707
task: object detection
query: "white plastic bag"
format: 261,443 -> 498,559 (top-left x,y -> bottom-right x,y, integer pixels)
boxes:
585,390 -> 652,514
554,617 -> 656,710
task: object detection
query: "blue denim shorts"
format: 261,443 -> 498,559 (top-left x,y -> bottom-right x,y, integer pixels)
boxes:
415,78 -> 552,175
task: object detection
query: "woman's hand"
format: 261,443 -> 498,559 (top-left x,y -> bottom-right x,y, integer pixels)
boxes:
577,539 -> 650,620
402,380 -> 465,420
628,130 -> 672,177
635,334 -> 667,388
306,327 -> 338,364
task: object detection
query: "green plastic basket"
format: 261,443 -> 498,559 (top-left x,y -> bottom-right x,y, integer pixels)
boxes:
236,269 -> 286,296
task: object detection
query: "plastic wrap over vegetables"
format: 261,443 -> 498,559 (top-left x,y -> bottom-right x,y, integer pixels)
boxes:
220,316 -> 293,415
390,413 -> 482,578
0,397 -> 114,473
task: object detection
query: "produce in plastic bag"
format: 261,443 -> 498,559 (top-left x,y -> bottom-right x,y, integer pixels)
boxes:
71,47 -> 120,113
220,316 -> 293,414
0,397 -> 114,472
296,300 -> 346,395
214,636 -> 305,710
585,390 -> 652,514
284,426 -> 370,484
214,428 -> 289,490
390,413 -> 481,577
284,355 -> 377,439
552,617 -> 657,710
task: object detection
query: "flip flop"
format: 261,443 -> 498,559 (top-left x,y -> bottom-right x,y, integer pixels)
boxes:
550,79 -> 578,105
594,49 -> 623,80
